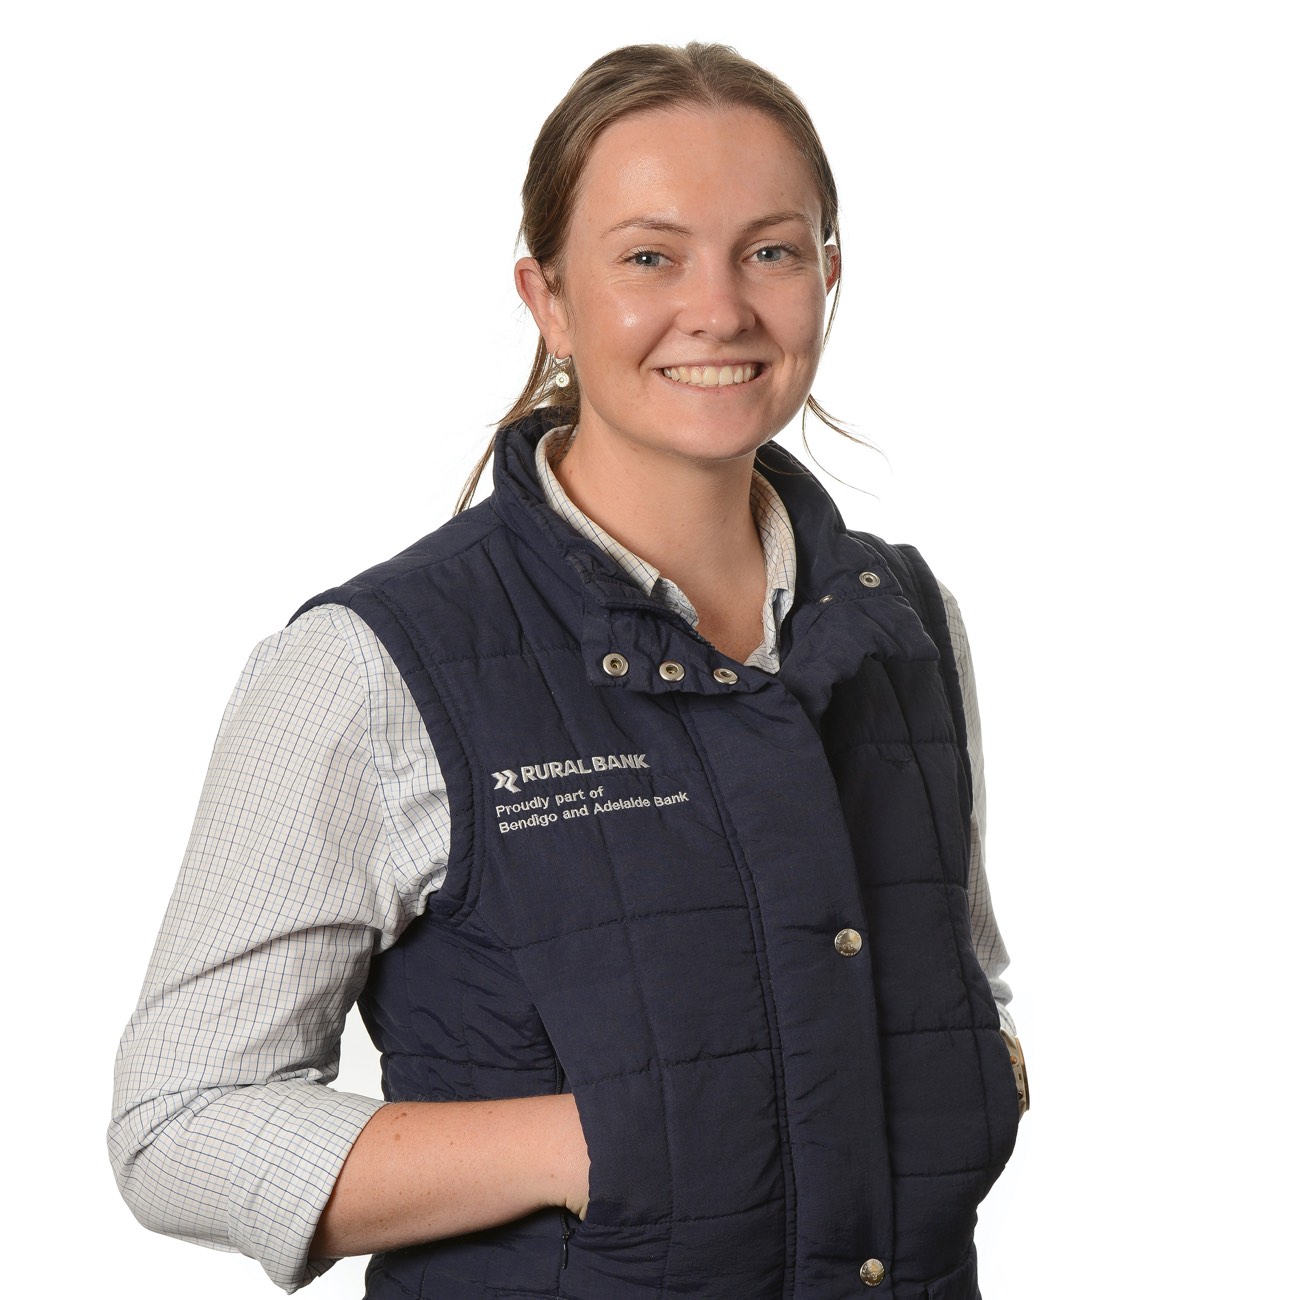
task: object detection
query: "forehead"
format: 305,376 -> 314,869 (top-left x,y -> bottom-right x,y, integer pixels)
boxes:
572,105 -> 822,236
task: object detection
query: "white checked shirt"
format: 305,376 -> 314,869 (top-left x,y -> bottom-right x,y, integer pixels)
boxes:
109,430 -> 1015,1293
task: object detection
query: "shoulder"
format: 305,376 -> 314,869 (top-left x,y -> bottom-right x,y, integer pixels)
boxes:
856,538 -> 972,673
845,534 -> 977,727
847,532 -> 949,622
224,603 -> 399,745
230,602 -> 367,714
845,537 -> 970,659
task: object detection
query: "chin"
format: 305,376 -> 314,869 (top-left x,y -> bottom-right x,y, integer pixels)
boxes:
660,429 -> 780,465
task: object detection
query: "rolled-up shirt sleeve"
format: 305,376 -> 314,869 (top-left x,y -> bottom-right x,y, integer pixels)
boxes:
938,584 -> 1017,1038
109,604 -> 447,1292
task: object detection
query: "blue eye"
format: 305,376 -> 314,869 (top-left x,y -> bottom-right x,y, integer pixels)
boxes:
628,250 -> 665,268
754,244 -> 794,263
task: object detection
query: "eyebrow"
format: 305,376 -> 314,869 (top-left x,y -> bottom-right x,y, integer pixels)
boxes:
603,210 -> 815,239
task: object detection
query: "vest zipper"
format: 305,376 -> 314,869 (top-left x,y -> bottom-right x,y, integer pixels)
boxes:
559,1207 -> 574,1269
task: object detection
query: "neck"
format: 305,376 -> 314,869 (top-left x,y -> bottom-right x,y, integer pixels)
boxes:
553,429 -> 769,661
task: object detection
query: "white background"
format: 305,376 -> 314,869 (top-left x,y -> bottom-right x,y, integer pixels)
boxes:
4,2 -> 1296,1295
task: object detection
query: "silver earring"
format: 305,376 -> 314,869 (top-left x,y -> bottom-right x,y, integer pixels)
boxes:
552,356 -> 571,389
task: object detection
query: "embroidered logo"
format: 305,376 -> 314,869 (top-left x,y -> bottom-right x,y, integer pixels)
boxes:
490,753 -> 649,792
489,750 -> 686,836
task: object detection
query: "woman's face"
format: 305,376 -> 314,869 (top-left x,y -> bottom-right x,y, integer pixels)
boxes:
518,105 -> 839,469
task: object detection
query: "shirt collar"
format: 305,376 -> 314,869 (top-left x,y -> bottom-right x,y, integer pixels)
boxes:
534,427 -> 795,672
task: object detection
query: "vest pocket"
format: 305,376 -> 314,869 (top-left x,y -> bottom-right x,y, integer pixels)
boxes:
568,1075 -> 665,1228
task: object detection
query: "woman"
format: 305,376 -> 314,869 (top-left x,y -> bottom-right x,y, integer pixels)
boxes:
111,42 -> 1024,1299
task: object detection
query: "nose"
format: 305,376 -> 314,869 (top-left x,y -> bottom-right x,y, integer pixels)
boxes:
677,262 -> 756,342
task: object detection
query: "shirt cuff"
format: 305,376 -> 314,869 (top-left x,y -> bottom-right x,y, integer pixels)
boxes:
223,1085 -> 386,1293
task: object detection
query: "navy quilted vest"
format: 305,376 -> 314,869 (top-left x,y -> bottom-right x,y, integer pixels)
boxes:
296,413 -> 1018,1299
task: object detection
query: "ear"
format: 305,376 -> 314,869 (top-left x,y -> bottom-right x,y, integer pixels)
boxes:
515,257 -> 573,357
823,244 -> 841,294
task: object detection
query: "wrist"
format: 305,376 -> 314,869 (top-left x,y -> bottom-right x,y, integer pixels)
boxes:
548,1094 -> 590,1218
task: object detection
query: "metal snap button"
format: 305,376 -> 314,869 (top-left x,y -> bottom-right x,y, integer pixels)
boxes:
860,1258 -> 886,1287
712,667 -> 738,685
658,660 -> 685,682
858,571 -> 881,588
834,928 -> 863,957
601,653 -> 629,678
818,594 -> 835,604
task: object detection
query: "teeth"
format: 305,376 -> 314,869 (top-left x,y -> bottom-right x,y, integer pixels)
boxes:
662,363 -> 759,387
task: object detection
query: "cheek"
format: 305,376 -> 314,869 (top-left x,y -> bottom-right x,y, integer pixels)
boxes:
567,284 -> 649,349
588,297 -> 662,366
603,283 -> 665,341
789,291 -> 828,356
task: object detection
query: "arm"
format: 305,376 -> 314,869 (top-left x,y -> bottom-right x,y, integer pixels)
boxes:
109,605 -> 587,1288
312,1094 -> 588,1259
108,606 -> 399,1287
938,584 -> 1017,1037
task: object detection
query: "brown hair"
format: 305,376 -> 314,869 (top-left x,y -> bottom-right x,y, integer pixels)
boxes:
456,41 -> 845,513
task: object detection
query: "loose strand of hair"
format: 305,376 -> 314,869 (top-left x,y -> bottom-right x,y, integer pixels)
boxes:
455,339 -> 581,513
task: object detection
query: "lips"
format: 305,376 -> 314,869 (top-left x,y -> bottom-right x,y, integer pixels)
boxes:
660,363 -> 762,388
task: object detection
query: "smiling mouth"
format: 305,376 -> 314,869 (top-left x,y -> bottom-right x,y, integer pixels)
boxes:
660,363 -> 763,388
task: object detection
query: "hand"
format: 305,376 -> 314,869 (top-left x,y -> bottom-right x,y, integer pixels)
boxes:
554,1093 -> 590,1220
313,1093 -> 592,1259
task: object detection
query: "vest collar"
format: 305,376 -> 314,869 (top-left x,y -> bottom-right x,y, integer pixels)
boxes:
489,413 -> 937,712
